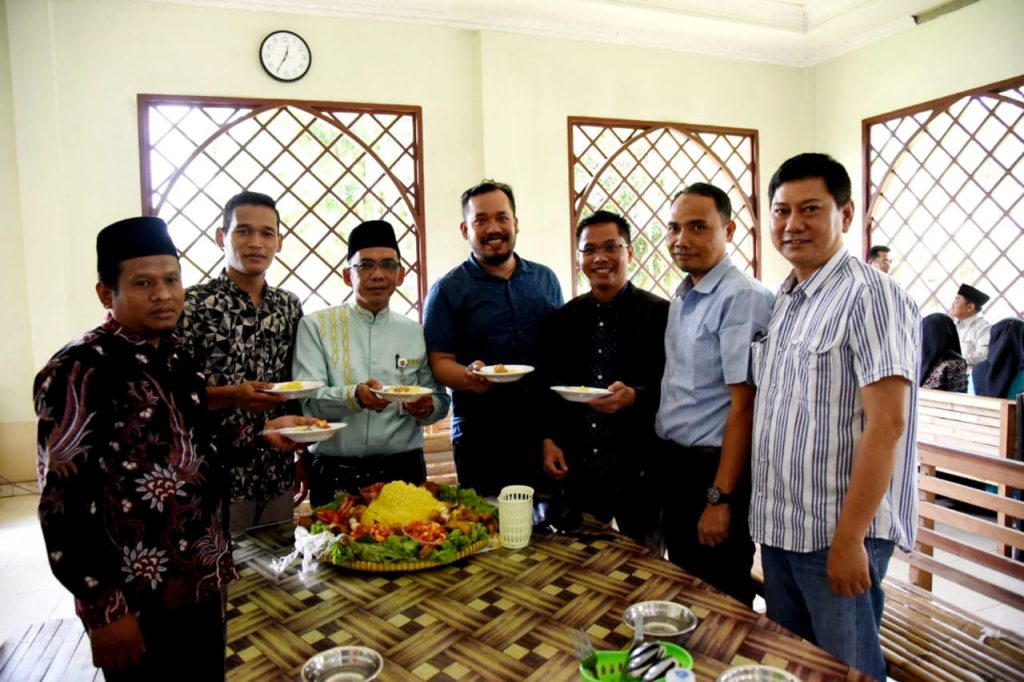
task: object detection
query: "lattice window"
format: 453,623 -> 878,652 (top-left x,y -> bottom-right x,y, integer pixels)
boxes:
864,76 -> 1024,321
569,117 -> 759,298
139,95 -> 425,319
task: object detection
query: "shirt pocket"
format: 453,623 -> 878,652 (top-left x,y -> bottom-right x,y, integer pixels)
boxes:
690,331 -> 722,390
789,331 -> 843,404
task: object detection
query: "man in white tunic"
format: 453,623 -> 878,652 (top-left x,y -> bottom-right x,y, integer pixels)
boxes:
950,283 -> 991,368
293,220 -> 450,506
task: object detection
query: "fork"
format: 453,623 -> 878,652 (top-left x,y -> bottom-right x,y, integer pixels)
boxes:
572,628 -> 598,676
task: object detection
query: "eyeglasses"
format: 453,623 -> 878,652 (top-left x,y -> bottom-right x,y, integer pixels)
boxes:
350,259 -> 402,274
578,243 -> 627,257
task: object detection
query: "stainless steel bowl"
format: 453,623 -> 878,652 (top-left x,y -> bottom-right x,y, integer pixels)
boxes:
623,601 -> 699,639
301,646 -> 383,682
716,664 -> 802,682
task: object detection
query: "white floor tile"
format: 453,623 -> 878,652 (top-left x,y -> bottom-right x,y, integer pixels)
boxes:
975,602 -> 1024,635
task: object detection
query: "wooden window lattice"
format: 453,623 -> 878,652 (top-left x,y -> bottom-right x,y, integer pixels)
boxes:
864,76 -> 1024,321
569,117 -> 759,299
139,95 -> 425,319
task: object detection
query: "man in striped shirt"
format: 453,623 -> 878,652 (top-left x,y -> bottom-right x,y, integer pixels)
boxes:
751,154 -> 919,680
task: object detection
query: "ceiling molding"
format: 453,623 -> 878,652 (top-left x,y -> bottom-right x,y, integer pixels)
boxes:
131,0 -> 966,67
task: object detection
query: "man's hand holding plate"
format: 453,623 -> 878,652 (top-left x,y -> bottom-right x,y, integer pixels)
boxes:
588,381 -> 635,414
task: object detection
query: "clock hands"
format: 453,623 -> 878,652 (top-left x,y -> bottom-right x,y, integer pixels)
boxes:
277,46 -> 290,72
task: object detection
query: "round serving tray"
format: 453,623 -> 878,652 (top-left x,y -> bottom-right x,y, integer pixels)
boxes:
324,537 -> 491,572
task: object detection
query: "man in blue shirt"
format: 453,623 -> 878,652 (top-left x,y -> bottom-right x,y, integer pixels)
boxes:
656,183 -> 773,606
424,180 -> 563,496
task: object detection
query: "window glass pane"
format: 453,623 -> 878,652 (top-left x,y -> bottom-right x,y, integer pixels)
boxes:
140,98 -> 424,319
865,79 -> 1024,320
570,119 -> 758,300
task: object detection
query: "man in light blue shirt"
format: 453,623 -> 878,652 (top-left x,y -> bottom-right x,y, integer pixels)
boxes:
293,220 -> 450,506
655,183 -> 773,606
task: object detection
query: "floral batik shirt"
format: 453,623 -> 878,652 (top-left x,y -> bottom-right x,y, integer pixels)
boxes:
178,272 -> 303,502
35,317 -> 239,628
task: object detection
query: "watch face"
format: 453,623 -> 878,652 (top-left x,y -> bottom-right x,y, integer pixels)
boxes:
260,31 -> 311,82
707,486 -> 720,504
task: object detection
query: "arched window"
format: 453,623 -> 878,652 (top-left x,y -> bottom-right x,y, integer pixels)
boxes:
139,95 -> 425,319
864,76 -> 1024,320
569,116 -> 759,298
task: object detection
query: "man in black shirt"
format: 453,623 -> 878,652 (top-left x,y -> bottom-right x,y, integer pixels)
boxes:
537,210 -> 668,553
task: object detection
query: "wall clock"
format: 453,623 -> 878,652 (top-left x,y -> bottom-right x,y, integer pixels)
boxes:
260,30 -> 311,82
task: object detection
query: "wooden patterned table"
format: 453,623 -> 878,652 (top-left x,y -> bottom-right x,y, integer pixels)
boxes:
225,523 -> 870,682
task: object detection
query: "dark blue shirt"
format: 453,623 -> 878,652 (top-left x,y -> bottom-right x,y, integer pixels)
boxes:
423,254 -> 563,438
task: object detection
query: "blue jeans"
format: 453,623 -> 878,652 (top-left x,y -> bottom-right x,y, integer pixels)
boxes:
761,539 -> 894,681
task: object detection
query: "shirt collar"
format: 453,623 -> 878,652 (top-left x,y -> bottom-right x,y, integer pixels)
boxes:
465,253 -> 525,280
347,301 -> 391,323
586,281 -> 632,310
780,246 -> 850,298
102,312 -> 178,350
956,313 -> 982,328
675,255 -> 733,299
216,269 -> 269,302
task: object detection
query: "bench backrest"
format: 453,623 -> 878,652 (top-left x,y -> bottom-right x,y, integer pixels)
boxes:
912,390 -> 1023,612
917,388 -> 1015,458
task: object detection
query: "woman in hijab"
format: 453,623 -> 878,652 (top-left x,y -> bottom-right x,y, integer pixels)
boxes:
919,313 -> 968,392
972,318 -> 1024,399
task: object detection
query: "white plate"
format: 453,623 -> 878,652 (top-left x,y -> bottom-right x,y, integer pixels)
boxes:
371,386 -> 433,403
716,665 -> 802,682
550,385 -> 612,403
274,422 -> 346,443
258,380 -> 324,399
474,364 -> 534,383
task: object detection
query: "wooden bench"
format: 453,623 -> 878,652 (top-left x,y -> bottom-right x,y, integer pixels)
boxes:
422,412 -> 456,485
882,390 -> 1024,681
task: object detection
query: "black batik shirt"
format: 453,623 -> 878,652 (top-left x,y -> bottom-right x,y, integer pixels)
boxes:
35,317 -> 239,628
178,272 -> 303,502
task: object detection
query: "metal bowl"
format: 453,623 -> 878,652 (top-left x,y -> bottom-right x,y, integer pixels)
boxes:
301,646 -> 383,682
623,601 -> 699,639
716,664 -> 802,682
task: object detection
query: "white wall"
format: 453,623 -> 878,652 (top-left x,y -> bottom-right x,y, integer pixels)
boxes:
1,0 -> 1022,479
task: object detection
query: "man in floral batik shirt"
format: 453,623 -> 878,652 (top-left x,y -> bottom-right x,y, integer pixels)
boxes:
34,216 -> 312,680
178,191 -> 304,532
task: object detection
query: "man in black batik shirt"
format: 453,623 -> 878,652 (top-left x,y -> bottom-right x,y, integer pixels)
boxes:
35,216 -> 312,680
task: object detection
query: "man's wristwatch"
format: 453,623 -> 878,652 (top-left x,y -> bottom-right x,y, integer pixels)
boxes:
706,485 -> 733,505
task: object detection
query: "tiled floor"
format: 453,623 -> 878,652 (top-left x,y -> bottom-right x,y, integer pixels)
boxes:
2,482 -> 1022,649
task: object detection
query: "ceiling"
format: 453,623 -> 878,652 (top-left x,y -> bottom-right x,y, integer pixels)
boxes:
139,0 -> 973,67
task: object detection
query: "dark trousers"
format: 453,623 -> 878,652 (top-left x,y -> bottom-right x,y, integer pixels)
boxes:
453,431 -> 543,498
659,441 -> 755,607
309,449 -> 425,507
100,592 -> 225,681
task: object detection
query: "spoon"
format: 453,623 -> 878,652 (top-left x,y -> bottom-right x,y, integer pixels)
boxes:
620,612 -> 645,681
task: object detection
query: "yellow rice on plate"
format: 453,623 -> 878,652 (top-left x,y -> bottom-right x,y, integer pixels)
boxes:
360,481 -> 445,526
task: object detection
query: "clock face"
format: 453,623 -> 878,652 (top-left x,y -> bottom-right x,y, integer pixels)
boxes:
260,31 -> 311,82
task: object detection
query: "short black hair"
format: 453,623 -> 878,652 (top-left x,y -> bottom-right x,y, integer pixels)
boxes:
672,183 -> 732,224
768,153 -> 851,207
461,180 -> 516,218
576,210 -> 631,244
868,245 -> 891,260
222,191 -> 280,233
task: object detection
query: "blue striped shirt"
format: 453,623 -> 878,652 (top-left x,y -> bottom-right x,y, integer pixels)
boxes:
749,248 -> 920,552
656,256 -> 774,446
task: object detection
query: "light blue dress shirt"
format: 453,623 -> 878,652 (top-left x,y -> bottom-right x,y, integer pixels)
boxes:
293,303 -> 450,459
655,256 -> 773,447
